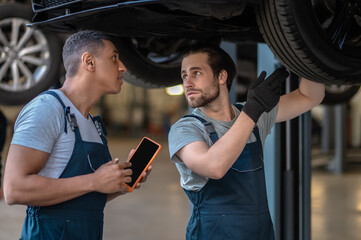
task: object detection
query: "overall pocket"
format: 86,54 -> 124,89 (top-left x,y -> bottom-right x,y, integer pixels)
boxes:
201,214 -> 245,240
231,148 -> 263,173
87,152 -> 106,172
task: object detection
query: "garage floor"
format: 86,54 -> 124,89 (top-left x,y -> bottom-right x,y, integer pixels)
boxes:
0,136 -> 361,240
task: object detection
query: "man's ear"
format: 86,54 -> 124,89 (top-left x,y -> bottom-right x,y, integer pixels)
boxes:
82,52 -> 95,72
218,69 -> 228,85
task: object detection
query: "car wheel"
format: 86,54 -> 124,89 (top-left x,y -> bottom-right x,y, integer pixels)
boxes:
256,0 -> 361,85
0,3 -> 61,106
114,37 -> 219,88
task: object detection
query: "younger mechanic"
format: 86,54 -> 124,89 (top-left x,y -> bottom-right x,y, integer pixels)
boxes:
3,31 -> 151,239
168,45 -> 325,239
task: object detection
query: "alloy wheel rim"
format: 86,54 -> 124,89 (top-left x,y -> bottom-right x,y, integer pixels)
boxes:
0,17 -> 50,92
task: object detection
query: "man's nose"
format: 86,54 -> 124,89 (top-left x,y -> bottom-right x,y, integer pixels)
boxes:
118,60 -> 127,73
183,77 -> 194,88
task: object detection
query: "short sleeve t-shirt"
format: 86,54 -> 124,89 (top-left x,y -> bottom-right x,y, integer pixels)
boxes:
168,103 -> 278,191
11,89 -> 103,178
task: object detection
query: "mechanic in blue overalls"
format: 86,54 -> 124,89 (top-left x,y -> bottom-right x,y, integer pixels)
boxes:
0,110 -> 7,200
4,31 -> 151,240
168,44 -> 325,239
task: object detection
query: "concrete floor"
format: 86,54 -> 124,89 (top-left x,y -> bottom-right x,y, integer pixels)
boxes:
311,148 -> 361,240
1,136 -> 361,240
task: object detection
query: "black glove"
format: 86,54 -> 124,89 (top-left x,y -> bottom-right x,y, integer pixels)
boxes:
242,67 -> 289,122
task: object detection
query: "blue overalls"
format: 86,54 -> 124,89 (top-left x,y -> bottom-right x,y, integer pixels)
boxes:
183,104 -> 275,240
20,91 -> 111,240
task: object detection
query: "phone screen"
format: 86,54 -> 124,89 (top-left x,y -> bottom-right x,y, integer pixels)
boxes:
126,137 -> 161,188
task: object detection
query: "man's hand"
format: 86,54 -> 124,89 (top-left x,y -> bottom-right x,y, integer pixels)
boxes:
243,67 -> 289,122
106,150 -> 153,202
134,165 -> 152,190
92,159 -> 132,194
125,149 -> 152,190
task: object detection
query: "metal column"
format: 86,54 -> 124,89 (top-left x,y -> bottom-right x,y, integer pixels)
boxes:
279,73 -> 312,240
258,44 -> 312,240
257,43 -> 281,239
326,104 -> 348,173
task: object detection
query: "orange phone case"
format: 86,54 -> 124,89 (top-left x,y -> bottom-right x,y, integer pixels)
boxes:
124,137 -> 161,192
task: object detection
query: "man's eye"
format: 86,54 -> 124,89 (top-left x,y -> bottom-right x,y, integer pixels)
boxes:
182,75 -> 188,81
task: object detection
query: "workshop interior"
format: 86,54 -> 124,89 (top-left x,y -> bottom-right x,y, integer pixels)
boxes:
0,1 -> 360,239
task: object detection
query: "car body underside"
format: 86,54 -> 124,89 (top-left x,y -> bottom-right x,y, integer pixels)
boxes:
0,0 -> 360,105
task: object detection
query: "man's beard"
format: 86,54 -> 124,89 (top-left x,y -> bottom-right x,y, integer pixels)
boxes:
187,79 -> 220,108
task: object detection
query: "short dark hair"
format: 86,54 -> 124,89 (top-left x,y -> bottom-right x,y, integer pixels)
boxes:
62,30 -> 115,78
182,44 -> 236,91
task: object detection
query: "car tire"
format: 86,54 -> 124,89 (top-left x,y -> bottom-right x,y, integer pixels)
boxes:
0,3 -> 61,106
113,37 -> 184,88
256,0 -> 361,85
114,37 -> 221,88
323,85 -> 360,105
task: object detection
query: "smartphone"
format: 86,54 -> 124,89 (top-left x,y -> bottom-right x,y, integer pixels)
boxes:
124,137 -> 161,192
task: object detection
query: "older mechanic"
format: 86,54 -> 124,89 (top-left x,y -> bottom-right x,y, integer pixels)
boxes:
3,30 -> 151,240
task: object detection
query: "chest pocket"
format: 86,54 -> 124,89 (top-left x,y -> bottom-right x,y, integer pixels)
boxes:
230,146 -> 264,173
182,104 -> 264,173
87,147 -> 111,172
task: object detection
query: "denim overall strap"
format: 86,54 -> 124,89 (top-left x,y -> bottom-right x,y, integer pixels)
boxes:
40,90 -> 72,133
183,114 -> 219,143
90,115 -> 108,146
183,104 -> 244,144
21,91 -> 111,240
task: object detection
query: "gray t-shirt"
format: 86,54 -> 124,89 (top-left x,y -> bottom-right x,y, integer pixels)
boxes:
168,103 -> 278,191
11,89 -> 103,178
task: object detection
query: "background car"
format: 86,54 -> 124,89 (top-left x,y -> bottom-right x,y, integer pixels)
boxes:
1,0 -> 360,105
0,0 -> 62,105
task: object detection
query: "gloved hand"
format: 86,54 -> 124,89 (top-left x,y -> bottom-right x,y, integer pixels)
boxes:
242,67 -> 289,122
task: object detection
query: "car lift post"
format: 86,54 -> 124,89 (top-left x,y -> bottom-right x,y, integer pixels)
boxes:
323,104 -> 348,173
258,43 -> 311,240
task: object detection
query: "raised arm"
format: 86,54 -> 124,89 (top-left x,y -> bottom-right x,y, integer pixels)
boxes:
177,112 -> 255,179
176,68 -> 289,179
276,77 -> 325,123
